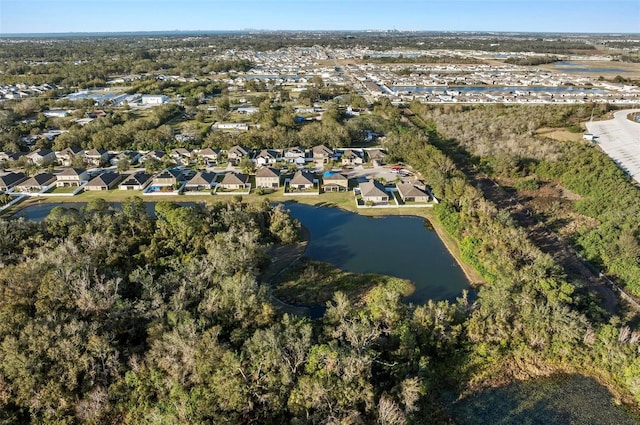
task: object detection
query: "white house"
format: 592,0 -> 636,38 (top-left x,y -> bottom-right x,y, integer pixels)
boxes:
141,95 -> 169,105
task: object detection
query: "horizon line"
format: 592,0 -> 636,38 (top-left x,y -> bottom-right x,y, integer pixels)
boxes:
2,29 -> 640,37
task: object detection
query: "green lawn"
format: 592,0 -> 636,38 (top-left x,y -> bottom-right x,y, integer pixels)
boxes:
46,186 -> 79,194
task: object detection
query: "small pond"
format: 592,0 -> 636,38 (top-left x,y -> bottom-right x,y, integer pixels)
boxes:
283,202 -> 470,304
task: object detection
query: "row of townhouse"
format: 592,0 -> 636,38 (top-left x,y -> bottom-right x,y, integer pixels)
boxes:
2,144 -> 389,172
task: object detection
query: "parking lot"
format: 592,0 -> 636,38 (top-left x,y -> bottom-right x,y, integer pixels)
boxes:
586,109 -> 640,182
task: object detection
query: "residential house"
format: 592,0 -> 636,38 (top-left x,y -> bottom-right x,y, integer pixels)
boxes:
255,149 -> 279,166
289,171 -> 315,190
367,148 -> 388,166
284,146 -> 306,164
236,106 -> 259,115
14,173 -> 56,192
142,150 -> 167,163
118,172 -> 152,191
110,151 -> 141,167
341,149 -> 364,166
359,179 -> 389,204
0,172 -> 27,191
55,168 -> 88,187
219,172 -> 250,190
322,172 -> 349,191
170,148 -> 192,165
185,172 -> 217,191
85,172 -> 122,191
255,167 -> 280,188
213,122 -> 249,131
56,147 -> 84,166
227,145 -> 251,164
0,152 -> 27,163
152,169 -> 182,187
26,148 -> 56,166
141,95 -> 169,105
396,182 -> 430,203
312,144 -> 334,165
197,148 -> 221,166
84,148 -> 109,166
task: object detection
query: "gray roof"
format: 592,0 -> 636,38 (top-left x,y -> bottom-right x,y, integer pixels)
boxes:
0,172 -> 26,187
87,172 -> 121,187
367,149 -> 387,160
58,168 -> 86,177
18,173 -> 55,187
120,172 -> 151,186
255,167 -> 280,178
256,149 -> 278,159
290,171 -> 314,186
312,144 -> 334,156
155,169 -> 182,180
199,147 -> 220,157
360,179 -> 388,198
186,172 -> 217,186
221,172 -> 249,185
227,145 -> 250,157
396,182 -> 429,198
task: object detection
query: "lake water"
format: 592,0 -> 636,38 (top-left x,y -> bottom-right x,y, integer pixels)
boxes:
12,201 -> 470,304
551,61 -> 629,73
283,202 -> 470,304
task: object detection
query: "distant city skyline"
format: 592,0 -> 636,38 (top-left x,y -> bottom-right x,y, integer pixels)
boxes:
1,0 -> 639,35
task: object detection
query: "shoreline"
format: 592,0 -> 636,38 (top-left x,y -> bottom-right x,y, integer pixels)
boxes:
3,193 -> 484,290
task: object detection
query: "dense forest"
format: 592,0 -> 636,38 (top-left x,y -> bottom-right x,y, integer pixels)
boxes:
0,198 -> 472,423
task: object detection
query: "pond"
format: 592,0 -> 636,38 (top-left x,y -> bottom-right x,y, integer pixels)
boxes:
283,202 -> 470,304
452,374 -> 640,424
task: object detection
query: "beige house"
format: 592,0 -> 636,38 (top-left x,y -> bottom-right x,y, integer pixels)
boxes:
85,172 -> 122,191
396,182 -> 430,203
359,179 -> 389,204
227,145 -> 251,164
55,168 -> 88,187
255,149 -> 280,166
26,149 -> 56,166
0,172 -> 27,191
185,172 -> 217,191
119,172 -> 152,190
84,149 -> 109,166
152,169 -> 182,187
56,147 -> 84,166
219,172 -> 249,189
198,148 -> 221,165
367,148 -> 388,166
312,144 -> 334,164
322,172 -> 349,191
289,171 -> 315,190
14,173 -> 56,192
255,167 -> 280,188
341,149 -> 363,166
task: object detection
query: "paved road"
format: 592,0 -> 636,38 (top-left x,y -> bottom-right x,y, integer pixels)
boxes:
586,109 -> 640,182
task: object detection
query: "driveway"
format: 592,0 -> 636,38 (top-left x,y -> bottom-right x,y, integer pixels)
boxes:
586,109 -> 640,183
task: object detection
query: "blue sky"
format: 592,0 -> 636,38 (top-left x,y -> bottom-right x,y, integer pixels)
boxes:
1,0 -> 638,34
